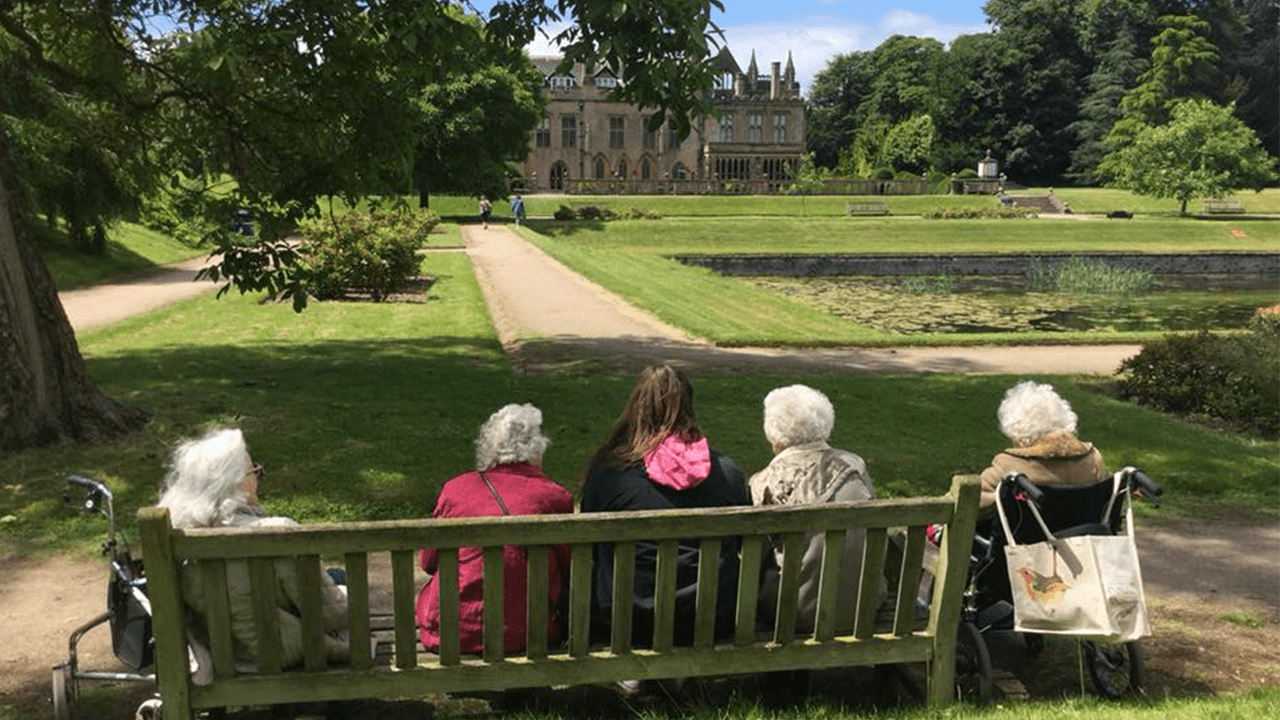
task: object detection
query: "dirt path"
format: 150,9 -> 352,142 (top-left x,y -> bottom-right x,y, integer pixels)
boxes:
58,255 -> 219,333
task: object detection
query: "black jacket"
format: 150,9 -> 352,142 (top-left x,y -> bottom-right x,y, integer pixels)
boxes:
581,449 -> 749,647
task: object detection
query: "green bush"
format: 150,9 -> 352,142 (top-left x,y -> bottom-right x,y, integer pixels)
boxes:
620,207 -> 662,220
553,204 -> 631,221
297,210 -> 432,301
872,167 -> 896,180
1117,316 -> 1280,438
553,204 -> 576,221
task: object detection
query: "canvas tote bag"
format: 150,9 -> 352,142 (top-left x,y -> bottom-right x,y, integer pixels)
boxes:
996,473 -> 1150,643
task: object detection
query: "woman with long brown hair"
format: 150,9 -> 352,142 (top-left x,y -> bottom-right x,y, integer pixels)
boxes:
581,364 -> 749,650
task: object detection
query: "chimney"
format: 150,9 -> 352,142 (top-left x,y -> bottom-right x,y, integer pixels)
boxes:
734,73 -> 743,98
770,61 -> 780,100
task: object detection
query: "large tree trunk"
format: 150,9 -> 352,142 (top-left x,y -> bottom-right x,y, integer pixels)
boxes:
0,125 -> 149,453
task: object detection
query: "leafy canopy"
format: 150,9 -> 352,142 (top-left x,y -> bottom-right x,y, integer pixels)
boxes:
1098,98 -> 1276,214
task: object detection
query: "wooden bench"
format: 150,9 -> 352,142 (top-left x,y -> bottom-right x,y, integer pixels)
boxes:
138,475 -> 979,718
846,201 -> 890,216
1203,198 -> 1245,214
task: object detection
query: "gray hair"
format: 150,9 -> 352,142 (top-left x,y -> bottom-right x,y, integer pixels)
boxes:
475,404 -> 550,471
156,427 -> 253,528
998,380 -> 1078,444
763,384 -> 835,449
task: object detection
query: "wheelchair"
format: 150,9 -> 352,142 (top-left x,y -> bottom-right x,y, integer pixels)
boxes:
953,466 -> 1162,701
52,475 -> 162,720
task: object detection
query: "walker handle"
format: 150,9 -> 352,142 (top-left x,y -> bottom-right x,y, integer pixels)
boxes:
1003,472 -> 1044,506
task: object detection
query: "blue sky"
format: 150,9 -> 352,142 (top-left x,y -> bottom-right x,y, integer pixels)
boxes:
518,2 -> 993,95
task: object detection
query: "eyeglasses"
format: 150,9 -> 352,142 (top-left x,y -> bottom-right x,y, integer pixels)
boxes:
250,462 -> 265,479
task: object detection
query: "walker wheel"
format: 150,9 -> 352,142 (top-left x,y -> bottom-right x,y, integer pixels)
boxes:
52,665 -> 73,720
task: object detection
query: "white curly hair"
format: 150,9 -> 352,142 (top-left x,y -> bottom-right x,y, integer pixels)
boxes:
475,403 -> 550,471
763,384 -> 835,450
156,428 -> 255,528
997,380 -> 1079,445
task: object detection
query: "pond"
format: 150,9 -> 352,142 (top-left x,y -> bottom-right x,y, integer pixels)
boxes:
746,274 -> 1279,334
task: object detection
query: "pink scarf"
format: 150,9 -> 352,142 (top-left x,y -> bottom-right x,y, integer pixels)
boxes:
644,435 -> 711,490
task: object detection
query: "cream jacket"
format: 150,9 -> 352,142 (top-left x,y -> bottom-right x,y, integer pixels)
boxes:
180,514 -> 349,669
749,442 -> 886,633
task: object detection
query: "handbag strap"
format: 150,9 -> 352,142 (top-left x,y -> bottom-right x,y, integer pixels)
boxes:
480,472 -> 511,516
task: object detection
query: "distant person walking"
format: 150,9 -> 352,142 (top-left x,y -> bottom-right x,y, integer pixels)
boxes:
510,195 -> 526,226
479,196 -> 493,228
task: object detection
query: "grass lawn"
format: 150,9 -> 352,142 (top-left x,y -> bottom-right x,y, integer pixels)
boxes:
33,220 -> 207,290
425,187 -> 1280,221
3,246 -> 1275,560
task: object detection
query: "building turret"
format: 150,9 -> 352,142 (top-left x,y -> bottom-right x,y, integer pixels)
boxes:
746,51 -> 759,93
784,52 -> 796,95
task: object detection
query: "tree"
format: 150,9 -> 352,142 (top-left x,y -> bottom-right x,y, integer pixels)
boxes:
413,59 -> 546,208
1098,98 -> 1277,215
0,0 -> 726,453
806,52 -> 875,169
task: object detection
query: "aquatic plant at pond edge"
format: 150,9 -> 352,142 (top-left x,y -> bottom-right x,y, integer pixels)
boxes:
898,274 -> 957,295
1027,256 -> 1154,295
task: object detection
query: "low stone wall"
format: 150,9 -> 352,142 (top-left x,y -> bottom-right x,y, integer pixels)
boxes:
672,252 -> 1280,277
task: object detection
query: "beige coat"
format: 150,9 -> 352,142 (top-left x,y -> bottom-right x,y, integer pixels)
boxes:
977,433 -> 1107,519
181,514 -> 349,669
749,442 -> 886,634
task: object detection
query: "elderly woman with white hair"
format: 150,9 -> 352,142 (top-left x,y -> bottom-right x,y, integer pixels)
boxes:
156,427 -> 349,670
416,403 -> 573,655
977,380 -> 1107,518
749,384 -> 885,635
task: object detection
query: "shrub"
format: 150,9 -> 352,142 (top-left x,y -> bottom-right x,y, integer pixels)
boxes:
872,167 -> 895,180
297,211 -> 424,301
552,204 -> 625,221
554,204 -> 576,221
620,207 -> 662,220
922,207 -> 1034,219
1117,316 -> 1280,438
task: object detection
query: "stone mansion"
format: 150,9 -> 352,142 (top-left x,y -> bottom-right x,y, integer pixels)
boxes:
520,48 -> 806,193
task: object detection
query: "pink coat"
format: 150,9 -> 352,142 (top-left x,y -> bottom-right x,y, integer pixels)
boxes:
416,463 -> 572,654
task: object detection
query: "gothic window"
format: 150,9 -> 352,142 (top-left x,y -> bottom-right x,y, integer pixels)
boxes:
642,116 -> 656,149
667,126 -> 681,150
671,162 -> 688,179
772,113 -> 787,143
609,116 -> 625,148
641,157 -> 652,180
747,113 -> 763,143
535,117 -> 551,147
594,157 -> 608,179
561,116 -> 577,148
719,114 -> 734,142
617,157 -> 629,179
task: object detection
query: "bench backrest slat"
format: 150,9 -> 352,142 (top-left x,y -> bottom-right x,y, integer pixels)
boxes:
610,541 -> 636,654
436,550 -> 461,665
525,545 -> 551,659
812,529 -> 846,642
295,554 -> 327,671
199,559 -> 236,678
734,536 -> 765,646
854,528 -> 889,640
567,544 -> 593,657
392,550 -> 418,669
892,526 -> 928,637
652,539 -> 679,652
344,552 -> 372,671
248,558 -> 284,674
773,531 -> 805,644
482,546 -> 506,662
693,537 -> 722,650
